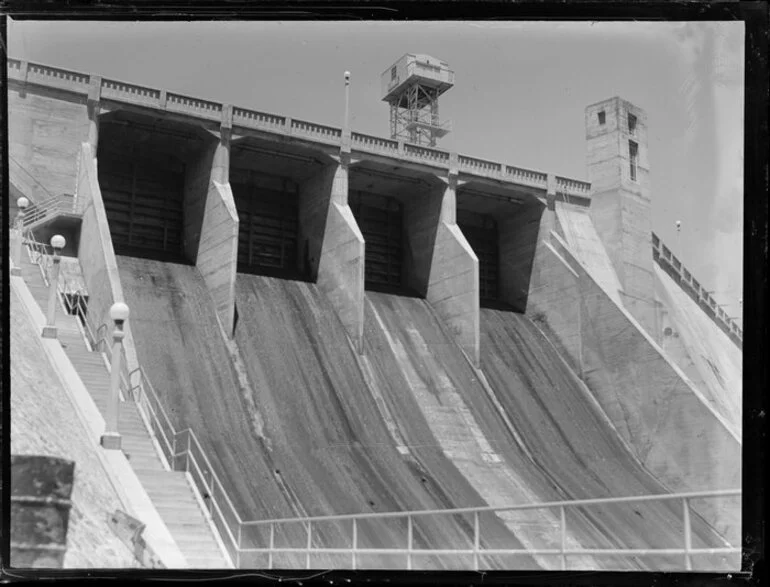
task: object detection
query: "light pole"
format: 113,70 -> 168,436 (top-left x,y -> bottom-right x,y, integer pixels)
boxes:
11,197 -> 29,276
41,235 -> 65,339
342,70 -> 351,150
101,302 -> 130,450
675,220 -> 682,262
344,70 -> 351,129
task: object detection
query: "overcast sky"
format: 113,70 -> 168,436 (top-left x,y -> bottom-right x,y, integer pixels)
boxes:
7,20 -> 745,319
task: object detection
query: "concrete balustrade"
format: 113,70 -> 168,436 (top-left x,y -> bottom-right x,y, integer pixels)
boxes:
651,231 -> 742,346
6,57 -> 589,196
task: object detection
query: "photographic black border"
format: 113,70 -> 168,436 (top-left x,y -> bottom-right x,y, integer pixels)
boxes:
1,2 -> 766,586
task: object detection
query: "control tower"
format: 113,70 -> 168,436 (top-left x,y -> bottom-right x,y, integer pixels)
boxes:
381,54 -> 454,147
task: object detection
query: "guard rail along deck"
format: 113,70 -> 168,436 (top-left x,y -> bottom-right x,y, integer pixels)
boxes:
21,235 -> 741,571
7,57 -> 589,198
652,231 -> 742,348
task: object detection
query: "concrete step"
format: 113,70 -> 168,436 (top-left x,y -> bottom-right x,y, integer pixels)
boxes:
139,474 -> 189,487
120,444 -> 160,460
186,559 -> 228,569
166,519 -> 219,531
177,544 -> 225,556
70,351 -> 106,361
119,435 -> 159,449
167,530 -> 217,542
124,456 -> 166,472
153,500 -> 206,513
124,447 -> 165,461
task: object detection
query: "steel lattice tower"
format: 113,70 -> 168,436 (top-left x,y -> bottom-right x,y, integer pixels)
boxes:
381,54 -> 454,147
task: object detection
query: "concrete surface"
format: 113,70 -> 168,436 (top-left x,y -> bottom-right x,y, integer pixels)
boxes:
300,160 -> 366,352
479,307 -> 736,570
13,253 -> 192,569
117,259 -> 528,569
654,264 -> 742,434
403,179 -> 480,365
546,233 -> 741,545
196,181 -> 239,335
11,288 -> 136,569
586,98 -> 656,336
555,202 -> 623,305
183,139 -> 217,262
8,88 -> 89,202
499,199 -> 546,312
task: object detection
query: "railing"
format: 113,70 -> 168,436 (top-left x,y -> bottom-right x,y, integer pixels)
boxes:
651,232 -> 742,345
351,132 -> 399,156
506,165 -> 549,188
291,118 -> 342,142
22,231 -> 100,351
26,62 -> 90,94
555,176 -> 592,198
21,194 -> 77,229
232,107 -> 286,131
458,155 -> 503,175
234,489 -> 740,571
7,57 -> 591,194
403,143 -> 450,165
101,79 -> 162,108
167,92 -> 222,121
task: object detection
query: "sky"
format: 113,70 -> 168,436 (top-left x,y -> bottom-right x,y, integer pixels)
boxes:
6,20 -> 745,320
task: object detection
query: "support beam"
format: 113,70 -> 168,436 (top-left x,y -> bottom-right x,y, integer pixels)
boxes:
299,153 -> 365,353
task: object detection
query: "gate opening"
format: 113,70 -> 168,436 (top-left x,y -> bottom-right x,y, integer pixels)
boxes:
350,191 -> 405,292
98,113 -> 206,264
458,210 -> 500,305
231,175 -> 302,279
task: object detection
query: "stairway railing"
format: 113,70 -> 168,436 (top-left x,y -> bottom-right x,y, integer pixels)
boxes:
22,230 -> 99,351
17,233 -> 743,570
21,194 -> 77,230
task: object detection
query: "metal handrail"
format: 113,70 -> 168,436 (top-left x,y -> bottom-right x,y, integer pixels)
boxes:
236,489 -> 740,571
241,488 -> 741,527
22,230 -> 101,350
21,194 -> 76,229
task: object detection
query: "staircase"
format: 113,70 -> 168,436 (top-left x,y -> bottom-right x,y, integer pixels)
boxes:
18,251 -> 230,569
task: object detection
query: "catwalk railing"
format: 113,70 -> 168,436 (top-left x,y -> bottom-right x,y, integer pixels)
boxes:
7,57 -> 591,198
652,232 -> 742,347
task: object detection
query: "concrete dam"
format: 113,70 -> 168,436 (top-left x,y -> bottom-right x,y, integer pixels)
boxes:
8,58 -> 742,571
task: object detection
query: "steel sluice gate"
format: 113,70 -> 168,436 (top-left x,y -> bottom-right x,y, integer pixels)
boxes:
349,191 -> 404,290
231,179 -> 301,277
459,215 -> 500,302
98,150 -> 187,261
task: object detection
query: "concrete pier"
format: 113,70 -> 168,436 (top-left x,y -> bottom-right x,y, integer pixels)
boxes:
184,128 -> 239,335
299,156 -> 365,352
404,174 -> 480,365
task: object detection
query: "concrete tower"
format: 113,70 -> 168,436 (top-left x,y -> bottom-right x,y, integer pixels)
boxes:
586,97 -> 656,335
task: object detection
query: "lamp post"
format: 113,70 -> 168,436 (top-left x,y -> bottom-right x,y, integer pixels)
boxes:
41,234 -> 65,339
342,70 -> 351,150
11,197 -> 29,276
101,302 -> 130,450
